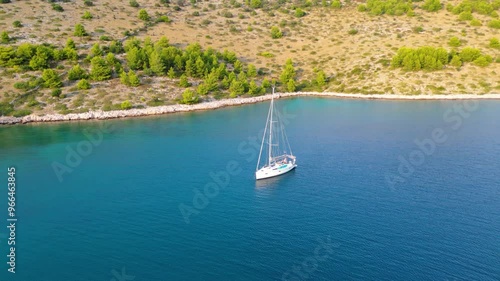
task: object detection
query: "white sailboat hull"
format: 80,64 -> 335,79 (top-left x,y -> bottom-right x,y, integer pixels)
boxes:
256,163 -> 297,180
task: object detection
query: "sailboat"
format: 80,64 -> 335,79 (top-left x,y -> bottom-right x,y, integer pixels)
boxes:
255,87 -> 297,180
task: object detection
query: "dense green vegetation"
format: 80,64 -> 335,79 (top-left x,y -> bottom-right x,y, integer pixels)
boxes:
358,0 -> 414,16
0,33 -> 306,115
391,46 -> 493,70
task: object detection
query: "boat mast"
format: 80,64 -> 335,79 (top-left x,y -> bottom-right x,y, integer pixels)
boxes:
268,86 -> 274,165
256,93 -> 272,171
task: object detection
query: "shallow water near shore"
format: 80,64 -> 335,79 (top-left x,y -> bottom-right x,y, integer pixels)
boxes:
0,98 -> 499,281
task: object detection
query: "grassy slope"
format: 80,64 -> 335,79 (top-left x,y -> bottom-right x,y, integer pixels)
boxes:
0,0 -> 500,116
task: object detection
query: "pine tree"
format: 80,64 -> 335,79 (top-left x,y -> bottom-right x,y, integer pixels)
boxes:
247,64 -> 257,77
77,79 -> 91,90
138,9 -> 150,21
179,74 -> 190,87
286,78 -> 296,92
1,31 -> 10,44
229,80 -> 245,97
120,71 -> 129,85
128,70 -> 140,86
167,67 -> 176,78
149,50 -> 165,75
68,64 -> 88,80
42,69 -> 62,88
74,24 -> 88,37
90,56 -> 111,81
126,47 -> 144,70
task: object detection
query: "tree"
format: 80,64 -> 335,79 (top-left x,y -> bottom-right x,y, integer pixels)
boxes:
1,31 -> 10,44
179,74 -> 191,87
90,56 -> 111,81
167,67 -> 176,78
149,50 -> 165,75
29,46 -> 53,70
126,47 -> 145,70
229,80 -> 245,97
315,70 -> 327,88
89,43 -> 102,58
247,80 -> 260,95
77,78 -> 91,90
280,59 -> 296,85
13,20 -> 22,28
422,0 -> 441,12
128,70 -> 140,86
138,9 -> 150,21
270,26 -> 282,39
247,63 -> 257,77
181,89 -> 199,104
66,38 -> 76,49
74,24 -> 88,37
450,55 -> 462,68
286,79 -> 296,92
42,69 -> 62,88
68,64 -> 88,80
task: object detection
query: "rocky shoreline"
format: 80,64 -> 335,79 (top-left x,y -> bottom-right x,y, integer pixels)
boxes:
2,92 -> 500,125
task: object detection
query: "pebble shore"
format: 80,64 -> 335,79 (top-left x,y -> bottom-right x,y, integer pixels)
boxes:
2,92 -> 500,125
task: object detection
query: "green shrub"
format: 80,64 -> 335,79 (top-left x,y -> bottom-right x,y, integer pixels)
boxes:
0,102 -> 14,116
250,0 -> 262,8
51,88 -> 62,97
68,76 -> 86,92
459,47 -> 481,62
12,109 -> 32,117
489,38 -> 500,49
84,0 -> 93,6
488,19 -> 500,29
138,9 -> 150,21
42,69 -> 62,88
362,0 -> 413,16
1,31 -> 10,44
470,18 -> 482,26
348,29 -> 358,35
52,4 -> 64,12
458,11 -> 473,21
448,36 -> 461,47
473,55 -> 492,67
74,24 -> 88,37
129,0 -> 139,7
391,46 -> 449,71
270,26 -> 282,39
181,89 -> 199,104
68,64 -> 88,80
82,11 -> 93,19
295,8 -> 306,17
120,100 -> 133,110
331,0 -> 342,9
13,21 -> 22,28
422,0 -> 441,12
450,55 -> 462,68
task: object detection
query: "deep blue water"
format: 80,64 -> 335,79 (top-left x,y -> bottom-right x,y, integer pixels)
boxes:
0,98 -> 499,281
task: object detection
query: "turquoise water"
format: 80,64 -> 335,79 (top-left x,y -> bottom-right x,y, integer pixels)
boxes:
0,98 -> 499,281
